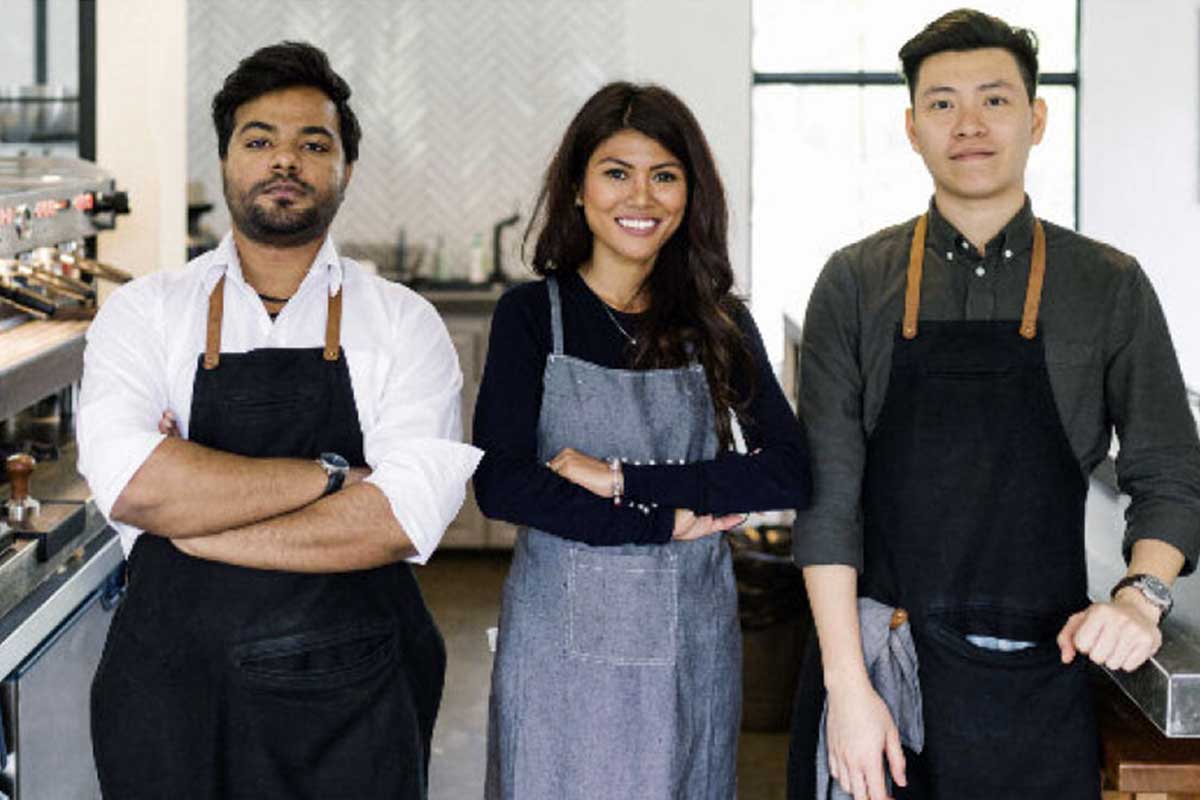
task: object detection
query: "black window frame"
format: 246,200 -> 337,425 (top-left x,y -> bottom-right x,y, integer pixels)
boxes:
751,1 -> 1082,227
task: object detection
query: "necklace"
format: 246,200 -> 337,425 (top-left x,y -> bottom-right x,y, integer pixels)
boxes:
257,292 -> 292,304
600,300 -> 638,346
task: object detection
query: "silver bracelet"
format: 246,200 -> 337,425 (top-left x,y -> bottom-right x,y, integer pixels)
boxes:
608,457 -> 624,506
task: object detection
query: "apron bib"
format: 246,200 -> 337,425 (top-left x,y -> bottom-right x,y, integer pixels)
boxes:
92,277 -> 446,800
485,276 -> 742,800
790,216 -> 1098,800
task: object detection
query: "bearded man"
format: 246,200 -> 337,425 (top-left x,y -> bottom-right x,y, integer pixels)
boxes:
78,42 -> 480,799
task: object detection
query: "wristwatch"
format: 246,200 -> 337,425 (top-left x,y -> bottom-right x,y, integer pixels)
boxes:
316,452 -> 350,496
1110,573 -> 1173,622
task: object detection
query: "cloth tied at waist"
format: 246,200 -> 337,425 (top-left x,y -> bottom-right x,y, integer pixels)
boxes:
816,597 -> 923,799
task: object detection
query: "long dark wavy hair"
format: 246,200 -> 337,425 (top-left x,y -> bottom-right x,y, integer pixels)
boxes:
524,81 -> 754,450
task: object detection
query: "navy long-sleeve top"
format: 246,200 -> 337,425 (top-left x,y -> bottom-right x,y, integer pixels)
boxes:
472,270 -> 811,547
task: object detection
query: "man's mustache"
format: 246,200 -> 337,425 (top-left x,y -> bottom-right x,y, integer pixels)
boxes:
252,177 -> 314,196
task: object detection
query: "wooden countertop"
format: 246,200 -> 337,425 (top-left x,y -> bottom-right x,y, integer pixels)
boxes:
0,318 -> 90,373
1096,668 -> 1200,795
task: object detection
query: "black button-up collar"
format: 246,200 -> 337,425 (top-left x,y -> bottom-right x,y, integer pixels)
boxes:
927,195 -> 1036,263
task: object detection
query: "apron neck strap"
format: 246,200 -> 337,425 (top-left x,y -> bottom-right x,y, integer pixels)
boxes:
204,276 -> 225,370
901,215 -> 927,339
323,286 -> 343,361
202,276 -> 343,370
1018,221 -> 1046,340
901,214 -> 1047,341
547,275 -> 564,355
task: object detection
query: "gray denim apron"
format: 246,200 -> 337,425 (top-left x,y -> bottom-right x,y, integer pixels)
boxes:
484,276 -> 742,799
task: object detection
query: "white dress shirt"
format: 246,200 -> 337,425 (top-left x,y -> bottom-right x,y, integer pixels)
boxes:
77,233 -> 482,564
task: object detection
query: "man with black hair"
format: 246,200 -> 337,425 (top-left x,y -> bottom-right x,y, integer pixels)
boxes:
79,41 -> 480,798
789,9 -> 1200,800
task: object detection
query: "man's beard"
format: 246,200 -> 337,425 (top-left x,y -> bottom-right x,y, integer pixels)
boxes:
223,174 -> 343,248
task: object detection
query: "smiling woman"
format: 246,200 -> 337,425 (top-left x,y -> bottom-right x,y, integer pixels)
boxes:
578,129 -> 688,281
473,81 -> 812,800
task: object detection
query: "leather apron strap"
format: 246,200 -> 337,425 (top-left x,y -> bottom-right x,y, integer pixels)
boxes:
203,276 -> 225,370
901,214 -> 1047,341
323,285 -> 343,361
203,276 -> 343,369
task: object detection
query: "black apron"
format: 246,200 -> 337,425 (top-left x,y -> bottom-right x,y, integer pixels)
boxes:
789,216 -> 1099,799
92,277 -> 446,800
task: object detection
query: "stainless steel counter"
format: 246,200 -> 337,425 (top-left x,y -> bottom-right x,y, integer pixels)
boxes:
0,442 -> 122,679
0,507 -> 118,680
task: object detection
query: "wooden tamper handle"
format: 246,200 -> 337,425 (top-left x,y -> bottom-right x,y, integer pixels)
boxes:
6,454 -> 34,504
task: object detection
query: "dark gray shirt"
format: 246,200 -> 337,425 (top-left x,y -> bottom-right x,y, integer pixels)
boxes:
792,198 -> 1200,574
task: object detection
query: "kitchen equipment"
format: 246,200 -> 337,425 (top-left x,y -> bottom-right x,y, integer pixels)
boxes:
56,251 -> 131,285
0,87 -> 79,144
3,453 -> 84,564
0,555 -> 120,800
490,211 -> 521,283
3,457 -> 37,527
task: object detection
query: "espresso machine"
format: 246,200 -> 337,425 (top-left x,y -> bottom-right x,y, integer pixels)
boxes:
0,156 -> 129,799
0,156 -> 128,555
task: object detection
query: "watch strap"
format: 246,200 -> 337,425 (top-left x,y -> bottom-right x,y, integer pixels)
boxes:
316,454 -> 348,497
323,468 -> 346,497
1111,573 -> 1172,621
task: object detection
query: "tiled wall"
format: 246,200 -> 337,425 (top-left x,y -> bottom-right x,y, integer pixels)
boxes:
188,0 -> 629,278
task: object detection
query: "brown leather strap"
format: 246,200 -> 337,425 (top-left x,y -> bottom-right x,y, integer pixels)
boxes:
1019,220 -> 1047,340
902,215 -> 927,340
324,288 -> 342,361
904,215 -> 1047,340
203,276 -> 225,370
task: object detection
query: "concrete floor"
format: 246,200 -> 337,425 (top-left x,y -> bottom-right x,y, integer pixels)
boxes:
417,550 -> 791,800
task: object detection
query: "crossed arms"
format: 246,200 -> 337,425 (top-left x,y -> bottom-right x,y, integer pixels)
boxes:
111,435 -> 413,571
76,277 -> 481,574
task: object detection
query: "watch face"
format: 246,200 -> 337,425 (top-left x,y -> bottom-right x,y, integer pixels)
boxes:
1138,575 -> 1172,605
321,452 -> 349,470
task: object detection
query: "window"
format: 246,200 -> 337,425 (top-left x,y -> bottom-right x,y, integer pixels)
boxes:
751,1 -> 1079,363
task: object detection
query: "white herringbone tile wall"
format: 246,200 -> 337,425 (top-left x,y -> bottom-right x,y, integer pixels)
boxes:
188,0 -> 630,277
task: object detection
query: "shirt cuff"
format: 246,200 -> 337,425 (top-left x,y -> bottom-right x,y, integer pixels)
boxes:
790,513 -> 864,571
86,430 -> 166,521
622,463 -> 701,511
1124,513 -> 1200,577
364,439 -> 483,565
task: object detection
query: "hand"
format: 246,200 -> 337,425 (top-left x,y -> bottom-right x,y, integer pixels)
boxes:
158,411 -> 180,438
825,679 -> 907,800
1057,595 -> 1162,671
671,509 -> 746,541
546,447 -> 612,497
346,466 -> 371,487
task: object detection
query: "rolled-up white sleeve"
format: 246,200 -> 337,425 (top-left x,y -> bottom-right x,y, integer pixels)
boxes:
76,279 -> 167,536
361,296 -> 483,564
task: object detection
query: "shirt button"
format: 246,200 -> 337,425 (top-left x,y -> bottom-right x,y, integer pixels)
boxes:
1003,249 -> 1013,259
975,266 -> 986,277
946,252 -> 955,261
960,240 -> 970,251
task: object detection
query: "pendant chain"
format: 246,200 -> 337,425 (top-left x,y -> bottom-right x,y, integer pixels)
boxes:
600,300 -> 638,346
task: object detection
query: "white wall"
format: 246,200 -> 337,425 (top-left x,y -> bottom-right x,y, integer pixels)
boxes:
1080,0 -> 1200,387
96,0 -> 187,279
625,0 -> 753,293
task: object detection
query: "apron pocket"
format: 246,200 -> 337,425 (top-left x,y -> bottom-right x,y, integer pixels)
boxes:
566,548 -> 677,667
916,616 -> 1098,798
225,621 -> 420,798
231,621 -> 398,693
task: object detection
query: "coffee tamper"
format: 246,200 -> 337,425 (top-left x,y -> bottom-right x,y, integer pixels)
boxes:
5,454 -> 40,525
